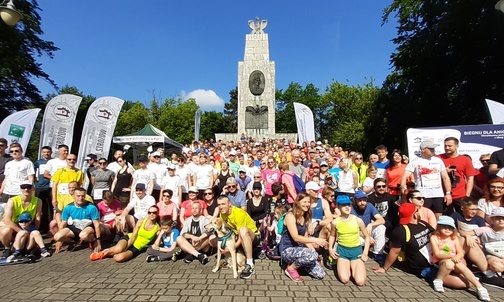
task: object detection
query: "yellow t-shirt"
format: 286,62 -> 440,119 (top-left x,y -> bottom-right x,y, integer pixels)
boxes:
220,206 -> 258,235
57,194 -> 94,211
51,167 -> 85,202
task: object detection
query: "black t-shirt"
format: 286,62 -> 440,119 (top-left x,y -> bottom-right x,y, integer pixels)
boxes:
206,199 -> 218,217
0,154 -> 12,184
490,149 -> 504,169
189,219 -> 202,237
389,221 -> 434,271
246,197 -> 270,221
367,193 -> 398,221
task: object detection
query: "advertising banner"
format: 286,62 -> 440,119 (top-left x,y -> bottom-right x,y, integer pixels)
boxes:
293,102 -> 315,144
0,108 -> 41,152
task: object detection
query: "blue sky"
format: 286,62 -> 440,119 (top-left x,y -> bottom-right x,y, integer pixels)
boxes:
33,1 -> 398,112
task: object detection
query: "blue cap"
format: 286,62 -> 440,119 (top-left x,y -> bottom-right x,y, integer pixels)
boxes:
18,212 -> 31,223
437,215 -> 455,228
336,195 -> 351,205
354,190 -> 367,199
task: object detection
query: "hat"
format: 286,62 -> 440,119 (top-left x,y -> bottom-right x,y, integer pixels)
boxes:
166,163 -> 176,170
305,181 -> 321,191
20,180 -> 33,187
399,203 -> 417,225
188,186 -> 199,193
135,183 -> 146,190
437,216 -> 456,228
284,141 -> 289,146
354,190 -> 367,199
239,167 -> 246,173
320,161 -> 328,167
229,150 -> 237,156
309,149 -> 316,153
252,182 -> 262,190
151,151 -> 161,157
420,140 -> 439,149
18,212 -> 32,223
490,207 -> 504,217
138,154 -> 149,162
336,195 -> 351,205
316,141 -> 322,145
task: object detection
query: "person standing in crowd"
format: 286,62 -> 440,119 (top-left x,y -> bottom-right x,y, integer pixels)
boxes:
401,140 -> 452,219
106,149 -> 135,174
84,154 -> 98,196
439,137 -> 476,214
43,144 -> 69,184
34,146 -> 52,234
289,149 -> 306,182
147,151 -> 167,200
337,158 -> 358,195
477,177 -> 504,223
130,154 -> 155,198
156,189 -> 178,223
157,148 -> 170,165
90,158 -> 115,202
110,156 -> 133,208
175,157 -> 192,201
179,186 -> 208,227
236,168 -> 252,192
160,164 -> 182,205
0,143 -> 35,203
373,145 -> 390,179
386,149 -> 408,201
351,152 -> 367,188
193,154 -> 214,199
362,166 -> 378,194
0,138 -> 12,186
51,154 -> 85,210
228,150 -> 240,176
473,153 -> 491,199
488,148 -> 504,175
262,156 -> 281,198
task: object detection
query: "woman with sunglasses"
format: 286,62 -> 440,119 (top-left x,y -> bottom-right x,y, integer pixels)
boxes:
202,188 -> 218,219
261,156 -> 281,198
90,205 -> 159,262
351,152 -> 368,188
111,156 -> 133,208
407,190 -> 437,229
157,189 -> 178,223
90,158 -> 115,202
477,177 -> 504,223
473,154 -> 491,199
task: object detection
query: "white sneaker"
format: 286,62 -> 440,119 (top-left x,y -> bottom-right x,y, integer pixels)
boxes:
40,251 -> 51,258
433,279 -> 445,293
477,287 -> 490,301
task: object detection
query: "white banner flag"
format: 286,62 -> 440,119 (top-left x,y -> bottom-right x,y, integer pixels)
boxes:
38,94 -> 82,159
195,109 -> 201,142
0,108 -> 41,152
76,96 -> 124,170
486,99 -> 504,124
293,102 -> 315,144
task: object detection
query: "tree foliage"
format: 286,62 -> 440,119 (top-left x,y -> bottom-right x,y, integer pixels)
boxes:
0,0 -> 58,121
222,87 -> 238,133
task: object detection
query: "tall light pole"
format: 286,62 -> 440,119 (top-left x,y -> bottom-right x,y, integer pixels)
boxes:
0,0 -> 21,26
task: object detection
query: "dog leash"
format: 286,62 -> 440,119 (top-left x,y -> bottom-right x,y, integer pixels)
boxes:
217,231 -> 233,250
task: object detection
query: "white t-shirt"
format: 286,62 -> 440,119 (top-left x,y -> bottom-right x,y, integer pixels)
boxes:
44,158 -> 66,176
133,168 -> 155,193
406,156 -> 446,198
362,177 -> 375,195
175,166 -> 192,193
161,175 -> 182,205
127,195 -> 156,220
338,170 -> 356,193
245,166 -> 260,179
147,163 -> 167,190
497,168 -> 504,179
478,198 -> 498,218
3,158 -> 35,195
194,164 -> 214,190
107,162 -> 135,174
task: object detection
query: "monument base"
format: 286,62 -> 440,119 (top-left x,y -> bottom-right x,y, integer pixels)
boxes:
215,133 -> 297,143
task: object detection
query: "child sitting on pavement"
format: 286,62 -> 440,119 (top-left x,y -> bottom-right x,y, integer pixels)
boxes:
478,207 -> 504,288
145,216 -> 180,262
8,212 -> 50,260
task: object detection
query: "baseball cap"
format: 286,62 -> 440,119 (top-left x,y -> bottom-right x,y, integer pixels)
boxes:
135,183 -> 146,190
309,149 -> 316,153
320,161 -> 328,167
188,186 -> 199,193
437,215 -> 456,228
490,207 -> 504,217
229,150 -> 237,156
20,180 -> 34,189
18,212 -> 32,223
316,141 -> 322,145
399,203 -> 417,225
420,140 -> 439,149
239,167 -> 246,173
151,151 -> 161,157
138,154 -> 149,162
336,195 -> 351,205
305,181 -> 321,191
354,190 -> 367,199
166,163 -> 176,170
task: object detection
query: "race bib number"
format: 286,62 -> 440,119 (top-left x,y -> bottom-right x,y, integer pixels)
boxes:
58,183 -> 69,195
420,173 -> 441,189
94,189 -> 105,200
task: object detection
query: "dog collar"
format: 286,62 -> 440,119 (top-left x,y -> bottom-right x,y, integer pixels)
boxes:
217,231 -> 233,249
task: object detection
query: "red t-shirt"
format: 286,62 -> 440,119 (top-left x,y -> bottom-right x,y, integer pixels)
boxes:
438,154 -> 476,199
386,164 -> 407,196
180,199 -> 207,218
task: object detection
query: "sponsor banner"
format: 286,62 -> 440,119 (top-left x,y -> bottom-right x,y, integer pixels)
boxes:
76,97 -> 124,170
113,136 -> 165,143
485,99 -> 504,124
407,124 -> 504,168
195,109 -> 201,142
38,94 -> 82,158
0,109 -> 41,152
293,102 -> 315,144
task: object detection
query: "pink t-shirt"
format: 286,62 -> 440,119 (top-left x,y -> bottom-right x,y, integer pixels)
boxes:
180,199 -> 207,218
261,168 -> 281,196
97,199 -> 121,227
281,171 -> 296,204
156,201 -> 177,218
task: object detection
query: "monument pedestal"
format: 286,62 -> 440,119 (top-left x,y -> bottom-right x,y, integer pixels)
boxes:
215,18 -> 297,143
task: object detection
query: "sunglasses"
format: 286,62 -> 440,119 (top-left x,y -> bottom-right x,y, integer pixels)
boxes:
20,185 -> 33,190
481,159 -> 490,163
411,196 -> 424,200
355,157 -> 363,160
10,149 -> 20,153
228,185 -> 236,188
153,156 -> 160,158
204,192 -> 213,196
99,162 -> 107,165
254,176 -> 261,178
260,163 -> 266,165
163,195 -> 171,198
18,220 -> 30,223
0,144 -> 4,147
268,161 -> 275,164
67,158 -> 77,161
376,185 -> 387,189
147,211 -> 158,215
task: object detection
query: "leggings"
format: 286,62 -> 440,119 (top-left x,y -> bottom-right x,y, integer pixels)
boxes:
146,246 -> 181,261
281,246 -> 325,279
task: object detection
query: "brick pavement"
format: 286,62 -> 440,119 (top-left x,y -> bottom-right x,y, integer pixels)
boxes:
0,247 -> 502,302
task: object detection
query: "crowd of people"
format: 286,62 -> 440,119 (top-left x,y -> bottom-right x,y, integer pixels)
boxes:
1,136 -> 504,300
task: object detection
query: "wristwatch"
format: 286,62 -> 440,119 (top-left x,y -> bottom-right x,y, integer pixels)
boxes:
445,191 -> 452,195
96,237 -> 101,241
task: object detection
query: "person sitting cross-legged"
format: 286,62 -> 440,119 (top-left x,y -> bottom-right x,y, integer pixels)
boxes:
175,202 -> 211,264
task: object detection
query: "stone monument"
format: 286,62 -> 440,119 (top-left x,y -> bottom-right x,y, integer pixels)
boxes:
215,18 -> 296,142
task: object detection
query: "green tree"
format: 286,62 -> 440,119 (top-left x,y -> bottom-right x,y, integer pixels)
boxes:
200,111 -> 227,141
378,0 -> 504,149
157,98 -> 199,144
114,101 -> 152,136
0,0 -> 59,121
222,87 -> 238,133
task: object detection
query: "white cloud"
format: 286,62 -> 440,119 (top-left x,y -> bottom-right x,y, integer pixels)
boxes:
180,89 -> 225,111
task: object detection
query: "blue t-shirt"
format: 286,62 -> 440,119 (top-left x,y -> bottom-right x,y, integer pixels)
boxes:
351,203 -> 379,226
451,212 -> 486,232
61,202 -> 100,230
161,229 -> 179,248
228,190 -> 247,208
328,167 -> 341,181
34,158 -> 50,189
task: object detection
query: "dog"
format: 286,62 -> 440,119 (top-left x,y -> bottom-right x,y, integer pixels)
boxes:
205,218 -> 246,278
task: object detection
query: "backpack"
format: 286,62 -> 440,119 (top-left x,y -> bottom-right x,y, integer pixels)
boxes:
292,174 -> 306,194
277,213 -> 288,235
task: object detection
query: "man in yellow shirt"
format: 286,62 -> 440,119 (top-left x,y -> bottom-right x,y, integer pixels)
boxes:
51,154 -> 85,209
211,196 -> 258,279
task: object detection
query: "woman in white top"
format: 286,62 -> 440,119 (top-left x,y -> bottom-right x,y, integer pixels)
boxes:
337,158 -> 358,195
193,154 -> 214,199
362,166 -> 378,195
477,177 -> 504,224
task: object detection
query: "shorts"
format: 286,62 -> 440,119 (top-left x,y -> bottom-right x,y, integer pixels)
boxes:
423,197 -> 444,214
17,225 -> 37,232
66,224 -> 93,240
420,265 -> 439,283
120,234 -> 142,257
336,244 -> 362,261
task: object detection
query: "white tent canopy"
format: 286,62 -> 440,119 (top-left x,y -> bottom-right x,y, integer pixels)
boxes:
113,124 -> 184,150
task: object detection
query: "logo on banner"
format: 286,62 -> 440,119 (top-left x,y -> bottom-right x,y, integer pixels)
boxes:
8,124 -> 25,138
92,104 -> 116,124
49,102 -> 74,122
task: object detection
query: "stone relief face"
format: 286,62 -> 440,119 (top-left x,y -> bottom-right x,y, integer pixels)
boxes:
249,70 -> 265,96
